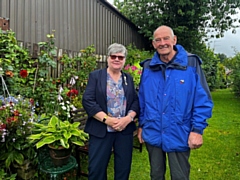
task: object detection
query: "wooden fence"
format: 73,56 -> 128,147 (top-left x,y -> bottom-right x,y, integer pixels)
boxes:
17,40 -> 107,71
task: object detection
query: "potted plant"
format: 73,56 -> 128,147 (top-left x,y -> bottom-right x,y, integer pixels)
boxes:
0,30 -> 40,179
28,115 -> 88,166
0,94 -> 38,179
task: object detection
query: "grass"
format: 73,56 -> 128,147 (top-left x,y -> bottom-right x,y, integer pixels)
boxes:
189,89 -> 240,180
79,88 -> 240,180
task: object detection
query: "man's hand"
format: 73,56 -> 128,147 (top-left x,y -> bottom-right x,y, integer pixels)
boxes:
188,132 -> 203,149
137,128 -> 144,143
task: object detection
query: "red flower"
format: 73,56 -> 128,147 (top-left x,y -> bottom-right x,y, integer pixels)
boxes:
7,117 -> 17,124
13,110 -> 20,116
20,69 -> 28,78
29,98 -> 34,105
67,89 -> 78,97
0,123 -> 6,130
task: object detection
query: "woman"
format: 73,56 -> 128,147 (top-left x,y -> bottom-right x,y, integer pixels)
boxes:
82,43 -> 139,180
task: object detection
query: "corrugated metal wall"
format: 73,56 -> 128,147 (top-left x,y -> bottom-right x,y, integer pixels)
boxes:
0,0 -> 148,56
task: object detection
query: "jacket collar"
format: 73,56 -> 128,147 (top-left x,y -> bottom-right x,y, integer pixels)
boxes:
150,44 -> 188,67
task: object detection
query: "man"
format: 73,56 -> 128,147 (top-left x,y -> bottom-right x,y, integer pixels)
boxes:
137,25 -> 213,180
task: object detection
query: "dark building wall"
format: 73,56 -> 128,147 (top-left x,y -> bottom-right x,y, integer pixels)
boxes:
0,0 -> 149,56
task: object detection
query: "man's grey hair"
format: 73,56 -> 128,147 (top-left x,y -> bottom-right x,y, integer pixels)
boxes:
107,43 -> 127,57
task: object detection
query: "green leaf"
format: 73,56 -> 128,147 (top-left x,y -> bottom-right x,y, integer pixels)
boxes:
48,116 -> 58,127
13,152 -> 24,165
60,139 -> 69,149
70,129 -> 81,136
36,136 -> 56,149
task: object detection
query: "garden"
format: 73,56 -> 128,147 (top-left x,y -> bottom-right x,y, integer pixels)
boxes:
0,30 -> 97,179
1,28 -> 240,180
0,29 -> 151,180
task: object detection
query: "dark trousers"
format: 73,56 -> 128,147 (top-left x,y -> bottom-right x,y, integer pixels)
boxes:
146,143 -> 190,180
88,132 -> 133,180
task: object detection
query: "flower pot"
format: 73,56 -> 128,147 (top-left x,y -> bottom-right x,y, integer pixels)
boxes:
13,160 -> 37,180
48,145 -> 72,167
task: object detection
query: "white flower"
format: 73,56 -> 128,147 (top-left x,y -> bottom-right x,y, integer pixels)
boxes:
59,86 -> 64,94
58,95 -> 63,102
61,106 -> 67,110
70,77 -> 76,85
74,76 -> 78,80
66,101 -> 70,104
67,114 -> 71,118
70,104 -> 77,111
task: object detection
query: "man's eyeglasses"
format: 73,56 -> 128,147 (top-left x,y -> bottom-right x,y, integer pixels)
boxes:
110,55 -> 125,60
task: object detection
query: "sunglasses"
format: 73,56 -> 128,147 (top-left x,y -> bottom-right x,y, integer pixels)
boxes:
110,55 -> 125,60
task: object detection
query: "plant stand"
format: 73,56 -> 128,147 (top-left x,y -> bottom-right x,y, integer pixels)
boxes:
38,155 -> 78,180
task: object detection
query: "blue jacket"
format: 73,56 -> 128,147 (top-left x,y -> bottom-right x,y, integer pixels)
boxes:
138,45 -> 213,152
82,68 -> 139,138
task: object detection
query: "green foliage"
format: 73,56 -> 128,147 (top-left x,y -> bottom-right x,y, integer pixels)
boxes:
114,0 -> 240,53
0,169 -> 17,180
0,29 -> 96,177
73,45 -> 98,94
0,30 -> 97,117
217,53 -> 228,63
125,44 -> 152,66
0,94 -> 38,168
29,115 -> 88,149
31,33 -> 59,115
123,44 -> 152,89
0,29 -> 32,95
197,47 -> 219,91
215,62 -> 227,89
225,52 -> 240,96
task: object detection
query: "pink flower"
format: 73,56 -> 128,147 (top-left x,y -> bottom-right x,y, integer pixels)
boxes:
124,64 -> 131,70
131,65 -> 137,71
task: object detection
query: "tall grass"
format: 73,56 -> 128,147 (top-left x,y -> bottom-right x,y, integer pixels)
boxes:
81,89 -> 240,180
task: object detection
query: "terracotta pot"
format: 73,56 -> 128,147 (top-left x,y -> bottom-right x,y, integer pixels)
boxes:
13,160 -> 37,180
48,145 -> 72,167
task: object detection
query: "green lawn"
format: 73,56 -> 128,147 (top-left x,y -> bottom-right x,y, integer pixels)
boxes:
189,89 -> 240,180
80,88 -> 240,180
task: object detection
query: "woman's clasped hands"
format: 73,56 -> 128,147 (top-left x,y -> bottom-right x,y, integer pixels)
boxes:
107,116 -> 132,131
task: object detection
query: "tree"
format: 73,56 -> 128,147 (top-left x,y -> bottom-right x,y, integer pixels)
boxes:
216,53 -> 228,63
223,53 -> 240,96
198,46 -> 219,91
114,0 -> 240,53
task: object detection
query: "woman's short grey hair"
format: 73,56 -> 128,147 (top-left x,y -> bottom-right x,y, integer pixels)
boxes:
107,43 -> 127,57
